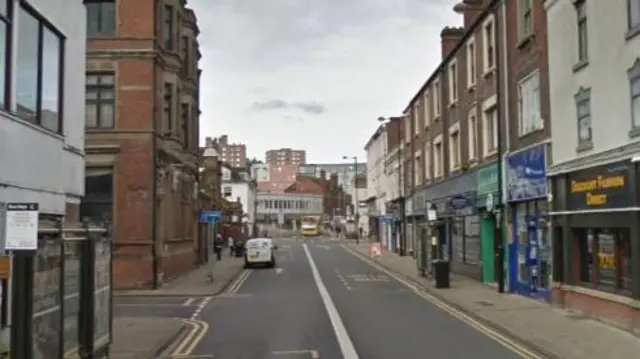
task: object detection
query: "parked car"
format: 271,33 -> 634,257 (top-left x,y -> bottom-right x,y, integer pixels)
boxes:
244,237 -> 278,268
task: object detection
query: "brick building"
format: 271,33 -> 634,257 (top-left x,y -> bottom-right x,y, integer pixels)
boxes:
83,0 -> 202,288
256,164 -> 300,193
401,0 -> 503,282
205,135 -> 247,168
284,171 -> 345,216
265,148 -> 306,166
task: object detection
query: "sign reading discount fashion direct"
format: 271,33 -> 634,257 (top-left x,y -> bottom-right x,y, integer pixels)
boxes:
568,161 -> 631,210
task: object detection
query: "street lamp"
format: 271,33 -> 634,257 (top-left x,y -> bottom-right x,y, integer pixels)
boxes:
455,0 -> 506,293
342,155 -> 359,242
378,116 -> 407,256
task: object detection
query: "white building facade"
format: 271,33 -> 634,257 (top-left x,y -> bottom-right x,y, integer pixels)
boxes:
221,166 -> 256,234
545,0 -> 640,329
0,0 -> 86,219
364,124 -> 390,240
256,193 -> 323,228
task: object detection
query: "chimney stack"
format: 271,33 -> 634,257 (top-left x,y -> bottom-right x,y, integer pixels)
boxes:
440,26 -> 464,60
453,0 -> 487,29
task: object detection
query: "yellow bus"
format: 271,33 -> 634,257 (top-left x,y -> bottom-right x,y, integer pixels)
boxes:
300,216 -> 321,237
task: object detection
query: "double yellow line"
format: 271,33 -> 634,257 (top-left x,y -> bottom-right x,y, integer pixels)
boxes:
226,269 -> 251,294
170,318 -> 209,357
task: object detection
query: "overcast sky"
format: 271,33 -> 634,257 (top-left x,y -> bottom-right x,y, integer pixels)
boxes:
189,0 -> 461,163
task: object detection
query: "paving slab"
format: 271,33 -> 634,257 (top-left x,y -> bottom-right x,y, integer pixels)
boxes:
115,256 -> 244,296
110,317 -> 186,359
345,243 -> 640,359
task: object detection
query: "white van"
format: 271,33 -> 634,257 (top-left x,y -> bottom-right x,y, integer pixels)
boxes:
244,238 -> 278,268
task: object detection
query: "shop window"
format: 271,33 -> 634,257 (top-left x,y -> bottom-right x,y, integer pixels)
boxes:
81,168 -> 113,223
574,228 -> 632,295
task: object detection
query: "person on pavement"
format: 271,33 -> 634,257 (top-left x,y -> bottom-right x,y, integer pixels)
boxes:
228,235 -> 235,256
214,233 -> 223,260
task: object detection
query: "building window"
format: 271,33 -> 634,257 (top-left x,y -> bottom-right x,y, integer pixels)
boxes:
163,83 -> 173,131
163,5 -> 174,50
483,107 -> 498,155
518,70 -> 542,136
181,35 -> 189,75
424,142 -> 431,180
0,0 -> 10,110
629,60 -> 640,129
434,137 -> 443,178
180,103 -> 189,147
86,73 -> 115,128
483,17 -> 495,73
423,91 -> 430,128
223,186 -> 232,198
80,168 -> 114,223
414,152 -> 422,186
449,124 -> 461,171
85,0 -> 116,36
629,0 -> 640,30
15,4 -> 64,133
433,80 -> 441,117
575,87 -> 592,145
467,108 -> 478,161
575,0 -> 588,63
518,0 -> 533,40
449,61 -> 458,104
413,104 -> 420,135
404,114 -> 411,142
575,228 -> 632,295
466,39 -> 476,88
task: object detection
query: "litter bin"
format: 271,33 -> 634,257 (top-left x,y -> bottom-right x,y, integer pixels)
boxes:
432,260 -> 450,288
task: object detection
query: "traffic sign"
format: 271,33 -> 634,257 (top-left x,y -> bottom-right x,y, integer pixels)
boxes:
199,210 -> 221,224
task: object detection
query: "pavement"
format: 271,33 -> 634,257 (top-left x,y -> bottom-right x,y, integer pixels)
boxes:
110,317 -> 186,359
345,242 -> 640,359
181,237 -> 537,358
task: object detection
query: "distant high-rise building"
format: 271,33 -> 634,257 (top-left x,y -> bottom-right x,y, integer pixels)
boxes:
205,135 -> 247,168
265,148 -> 306,166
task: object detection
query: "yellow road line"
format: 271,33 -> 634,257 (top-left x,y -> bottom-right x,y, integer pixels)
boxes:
171,319 -> 209,356
342,245 -> 545,359
226,269 -> 252,294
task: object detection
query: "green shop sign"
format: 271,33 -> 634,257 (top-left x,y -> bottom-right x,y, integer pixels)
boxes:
476,163 -> 499,208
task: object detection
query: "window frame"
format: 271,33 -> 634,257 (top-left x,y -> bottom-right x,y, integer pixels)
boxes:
466,39 -> 476,88
517,70 -> 542,136
180,102 -> 189,147
482,106 -> 498,156
482,16 -> 496,74
85,0 -> 116,37
15,2 -> 65,134
449,60 -> 458,104
518,0 -> 533,40
86,72 -> 115,129
0,0 -> 12,111
424,141 -> 431,180
574,87 -> 592,145
433,135 -> 444,178
433,79 -> 441,118
80,167 -> 114,223
423,90 -> 430,128
628,60 -> 640,130
449,123 -> 461,171
575,0 -> 588,63
467,107 -> 478,161
163,5 -> 174,50
163,82 -> 173,132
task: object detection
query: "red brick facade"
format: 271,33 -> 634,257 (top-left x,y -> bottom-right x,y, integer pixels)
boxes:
85,0 -> 202,289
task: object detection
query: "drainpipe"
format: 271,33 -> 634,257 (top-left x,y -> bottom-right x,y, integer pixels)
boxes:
150,0 -> 160,289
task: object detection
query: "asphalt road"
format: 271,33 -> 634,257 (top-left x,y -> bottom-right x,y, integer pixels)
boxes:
185,237 -> 528,359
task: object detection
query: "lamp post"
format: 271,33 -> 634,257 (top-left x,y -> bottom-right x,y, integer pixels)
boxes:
342,155 -> 359,243
455,0 -> 505,293
378,116 -> 406,256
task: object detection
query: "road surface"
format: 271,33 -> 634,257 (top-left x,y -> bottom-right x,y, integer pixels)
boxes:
178,237 -> 533,359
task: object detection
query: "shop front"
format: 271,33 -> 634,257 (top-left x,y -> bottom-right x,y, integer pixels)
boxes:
505,144 -> 552,302
551,159 -> 640,332
475,163 -> 506,284
417,172 -> 482,280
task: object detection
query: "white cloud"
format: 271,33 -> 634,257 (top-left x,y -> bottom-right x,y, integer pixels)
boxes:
190,0 -> 461,162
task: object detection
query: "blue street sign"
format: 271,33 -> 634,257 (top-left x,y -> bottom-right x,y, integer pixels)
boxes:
379,214 -> 394,223
199,210 -> 221,224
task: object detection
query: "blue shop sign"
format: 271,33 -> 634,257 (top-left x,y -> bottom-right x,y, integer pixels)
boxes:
199,210 -> 221,224
506,144 -> 547,202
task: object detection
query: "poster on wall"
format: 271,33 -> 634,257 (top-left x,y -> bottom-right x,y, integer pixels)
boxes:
32,240 -> 62,359
93,239 -> 111,349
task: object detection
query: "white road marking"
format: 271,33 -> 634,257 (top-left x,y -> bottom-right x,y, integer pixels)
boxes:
190,296 -> 212,320
272,349 -> 319,358
316,245 -> 331,250
183,298 -> 195,306
303,244 -> 359,359
275,267 -> 284,275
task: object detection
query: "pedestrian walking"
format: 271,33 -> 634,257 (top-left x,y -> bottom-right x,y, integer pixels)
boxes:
214,233 -> 223,261
228,235 -> 235,256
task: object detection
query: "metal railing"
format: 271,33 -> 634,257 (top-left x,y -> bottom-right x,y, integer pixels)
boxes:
9,221 -> 112,359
